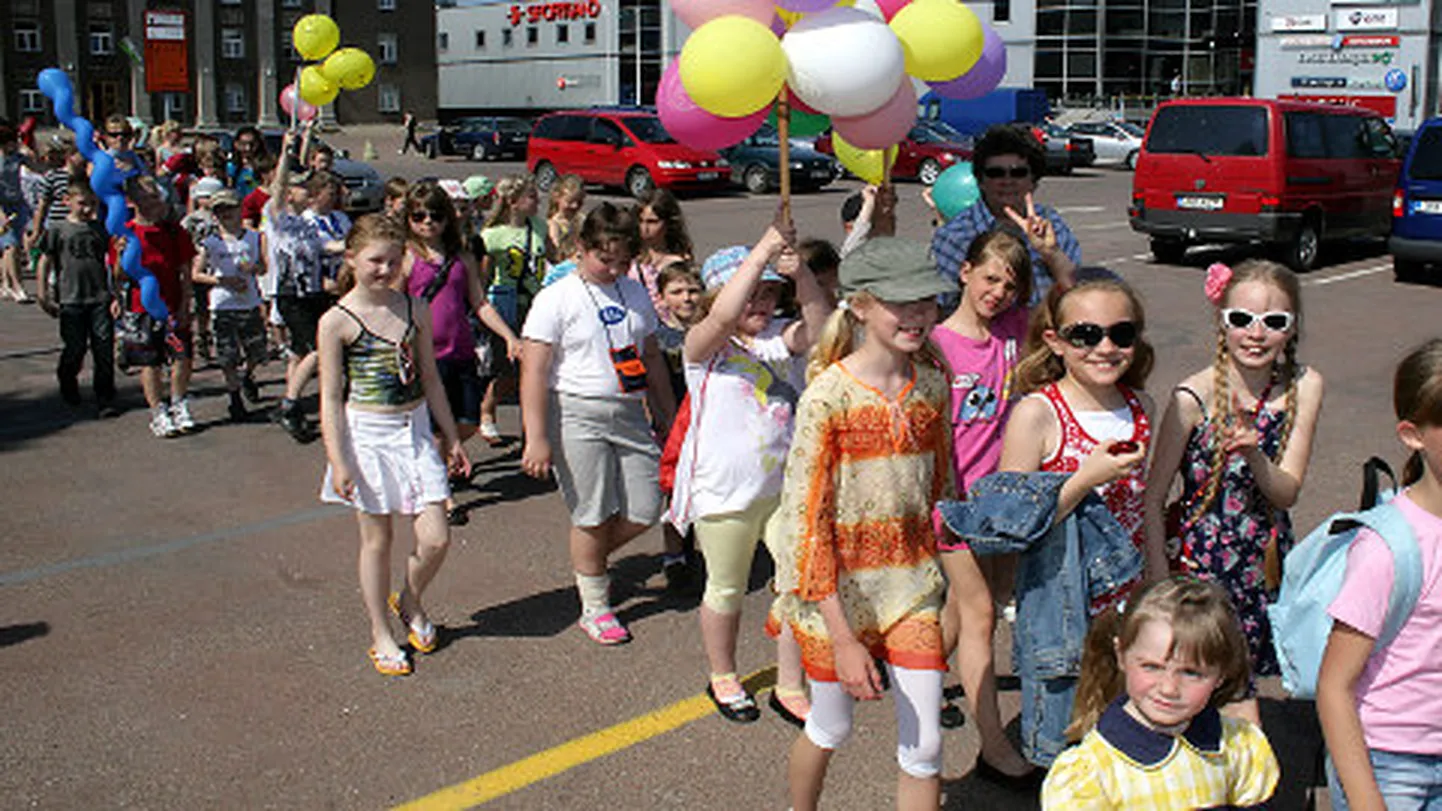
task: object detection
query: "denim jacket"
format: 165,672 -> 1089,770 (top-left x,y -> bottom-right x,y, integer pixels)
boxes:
936,471 -> 1142,765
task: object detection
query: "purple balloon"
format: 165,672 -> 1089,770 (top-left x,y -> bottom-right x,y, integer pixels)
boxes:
770,14 -> 788,37
776,0 -> 839,11
929,25 -> 1007,101
656,59 -> 768,151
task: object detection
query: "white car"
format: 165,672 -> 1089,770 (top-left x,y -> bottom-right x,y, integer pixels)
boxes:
1066,120 -> 1145,170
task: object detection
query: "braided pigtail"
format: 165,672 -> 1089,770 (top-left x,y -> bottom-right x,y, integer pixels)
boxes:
1271,337 -> 1300,463
1186,328 -> 1233,527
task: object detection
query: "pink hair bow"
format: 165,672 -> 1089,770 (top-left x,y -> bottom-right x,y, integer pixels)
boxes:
1204,263 -> 1232,306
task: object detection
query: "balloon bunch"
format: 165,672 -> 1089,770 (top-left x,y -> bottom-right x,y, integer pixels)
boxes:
659,0 -> 1007,183
37,68 -> 167,321
279,14 -> 377,122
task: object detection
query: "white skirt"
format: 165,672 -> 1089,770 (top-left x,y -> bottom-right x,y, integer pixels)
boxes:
321,402 -> 450,515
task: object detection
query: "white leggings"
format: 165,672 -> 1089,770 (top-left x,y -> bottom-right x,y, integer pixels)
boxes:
804,664 -> 944,779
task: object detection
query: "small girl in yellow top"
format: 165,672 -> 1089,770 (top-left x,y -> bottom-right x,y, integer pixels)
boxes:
1042,576 -> 1280,810
767,238 -> 956,811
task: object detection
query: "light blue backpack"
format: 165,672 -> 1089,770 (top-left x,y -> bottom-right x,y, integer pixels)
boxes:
1269,459 -> 1424,699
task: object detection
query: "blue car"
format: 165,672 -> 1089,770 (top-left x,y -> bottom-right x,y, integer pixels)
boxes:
1391,118 -> 1442,282
421,117 -> 530,161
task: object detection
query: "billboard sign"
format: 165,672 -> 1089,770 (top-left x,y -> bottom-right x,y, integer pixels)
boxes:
144,10 -> 189,94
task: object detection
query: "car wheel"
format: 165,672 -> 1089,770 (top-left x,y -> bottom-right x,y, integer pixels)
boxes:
534,162 -> 558,192
1149,237 -> 1188,265
744,165 -> 770,195
1282,218 -> 1321,272
1394,257 -> 1426,283
626,167 -> 655,200
918,159 -> 942,186
1125,150 -> 1138,171
470,143 -> 489,161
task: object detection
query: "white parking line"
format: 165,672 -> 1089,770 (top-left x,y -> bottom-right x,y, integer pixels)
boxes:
1076,222 -> 1130,232
1305,264 -> 1391,286
1056,205 -> 1107,214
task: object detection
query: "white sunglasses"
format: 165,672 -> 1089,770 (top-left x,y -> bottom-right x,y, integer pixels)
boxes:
1221,308 -> 1294,332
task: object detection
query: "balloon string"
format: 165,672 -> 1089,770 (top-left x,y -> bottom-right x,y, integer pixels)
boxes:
777,87 -> 791,223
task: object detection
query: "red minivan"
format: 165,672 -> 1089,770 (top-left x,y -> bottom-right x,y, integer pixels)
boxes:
527,108 -> 731,199
1130,98 -> 1399,271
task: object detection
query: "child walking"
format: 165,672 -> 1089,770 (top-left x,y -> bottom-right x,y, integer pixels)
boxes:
1042,576 -> 1280,808
1144,260 -> 1324,724
929,228 -> 1035,782
35,181 -> 117,416
519,203 -> 676,645
1317,339 -> 1442,810
632,189 -> 694,315
191,190 -> 267,422
769,238 -> 956,811
668,218 -> 833,724
317,214 -> 470,677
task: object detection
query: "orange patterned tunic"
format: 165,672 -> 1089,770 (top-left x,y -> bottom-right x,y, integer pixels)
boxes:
765,361 -> 953,682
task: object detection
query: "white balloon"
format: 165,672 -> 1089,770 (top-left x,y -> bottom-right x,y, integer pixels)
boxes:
781,7 -> 905,118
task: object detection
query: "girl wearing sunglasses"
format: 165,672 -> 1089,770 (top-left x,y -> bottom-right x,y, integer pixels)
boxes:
1143,260 -> 1324,726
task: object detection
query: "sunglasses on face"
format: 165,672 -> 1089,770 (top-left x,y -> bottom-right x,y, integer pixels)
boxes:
1059,321 -> 1139,349
409,209 -> 447,224
984,165 -> 1030,179
1221,308 -> 1293,333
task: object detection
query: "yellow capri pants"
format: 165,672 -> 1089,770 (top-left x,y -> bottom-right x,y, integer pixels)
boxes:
694,496 -> 781,614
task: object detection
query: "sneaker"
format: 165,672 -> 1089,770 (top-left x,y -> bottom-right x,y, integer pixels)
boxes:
277,405 -> 311,442
241,374 -> 261,404
478,420 -> 504,446
170,397 -> 196,433
577,611 -> 631,645
150,406 -> 177,438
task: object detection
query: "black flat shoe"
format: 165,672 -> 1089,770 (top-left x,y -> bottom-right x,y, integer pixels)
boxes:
940,701 -> 966,729
447,506 -> 469,526
973,757 -> 1045,792
707,683 -> 760,723
768,691 -> 806,729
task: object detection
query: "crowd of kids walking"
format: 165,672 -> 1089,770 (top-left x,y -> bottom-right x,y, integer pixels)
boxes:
9,115 -> 1442,810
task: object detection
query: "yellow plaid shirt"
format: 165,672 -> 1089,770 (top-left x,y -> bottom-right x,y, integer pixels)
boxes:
1042,699 -> 1279,810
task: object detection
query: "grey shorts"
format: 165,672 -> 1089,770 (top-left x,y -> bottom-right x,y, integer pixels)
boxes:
549,392 -> 661,529
212,308 -> 267,369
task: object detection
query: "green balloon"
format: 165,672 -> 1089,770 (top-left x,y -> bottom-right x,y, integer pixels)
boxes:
933,162 -> 981,220
766,108 -> 831,138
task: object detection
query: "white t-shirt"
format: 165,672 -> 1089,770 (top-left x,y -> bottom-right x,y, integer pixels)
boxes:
668,322 -> 803,528
521,272 -> 658,400
201,230 -> 263,312
303,208 -> 352,284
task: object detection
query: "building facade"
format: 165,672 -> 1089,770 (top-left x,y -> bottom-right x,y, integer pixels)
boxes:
1254,0 -> 1440,131
0,0 -> 436,127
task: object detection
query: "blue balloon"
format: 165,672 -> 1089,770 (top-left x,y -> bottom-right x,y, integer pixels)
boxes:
36,68 -> 168,323
933,162 -> 982,221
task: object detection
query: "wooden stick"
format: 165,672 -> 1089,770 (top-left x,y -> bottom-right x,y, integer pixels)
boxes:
776,88 -> 791,222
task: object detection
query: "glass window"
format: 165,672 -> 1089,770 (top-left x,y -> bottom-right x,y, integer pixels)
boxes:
282,0 -> 303,7
225,83 -> 246,114
1068,51 -> 1098,79
20,89 -> 45,113
503,29 -> 514,47
378,0 -> 396,10
1363,118 -> 1397,158
994,0 -> 1010,22
89,24 -> 114,56
1285,112 -> 1327,159
1107,10 -> 1144,35
1322,114 -> 1368,160
378,84 -> 401,113
221,28 -> 244,60
620,116 -> 675,145
590,118 -> 626,145
15,23 -> 41,53
1148,105 -> 1269,156
1037,10 -> 1065,35
1409,127 -> 1442,179
1069,10 -> 1097,34
378,33 -> 398,64
557,24 -> 569,44
438,31 -> 449,51
527,26 -> 538,46
584,23 -> 596,44
1036,49 -> 1063,80
475,30 -> 485,49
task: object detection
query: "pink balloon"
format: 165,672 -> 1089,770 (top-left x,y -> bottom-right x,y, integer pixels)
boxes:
832,79 -> 916,150
280,83 -> 318,122
776,0 -> 838,11
876,0 -> 911,21
670,0 -> 774,30
656,59 -> 768,151
929,25 -> 1007,100
787,87 -> 821,116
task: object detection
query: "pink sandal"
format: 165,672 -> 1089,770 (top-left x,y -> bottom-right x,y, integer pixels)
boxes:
577,611 -> 631,645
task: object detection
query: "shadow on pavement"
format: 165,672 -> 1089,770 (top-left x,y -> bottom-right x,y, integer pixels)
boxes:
454,586 -> 580,643
0,622 -> 50,648
0,389 -> 109,450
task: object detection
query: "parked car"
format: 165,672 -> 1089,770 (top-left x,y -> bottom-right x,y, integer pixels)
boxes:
421,116 -> 530,161
1066,120 -> 1144,170
813,122 -> 973,185
180,128 -> 384,214
1033,122 -> 1095,175
1389,117 -> 1442,282
527,108 -> 731,199
719,125 -> 837,194
1130,97 -> 1399,271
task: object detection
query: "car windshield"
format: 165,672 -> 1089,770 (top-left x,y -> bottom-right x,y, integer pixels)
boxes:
1147,105 -> 1268,156
1410,128 -> 1442,180
909,126 -> 948,144
1119,121 -> 1146,138
749,125 -> 781,147
625,116 -> 675,144
497,118 -> 529,133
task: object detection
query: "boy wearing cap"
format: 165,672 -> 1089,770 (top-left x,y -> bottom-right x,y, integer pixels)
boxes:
36,180 -> 117,416
183,176 -> 225,362
192,190 -> 266,422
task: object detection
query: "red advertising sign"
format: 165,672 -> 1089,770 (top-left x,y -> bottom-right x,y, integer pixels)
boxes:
508,1 -> 602,26
144,10 -> 189,94
1342,35 -> 1401,48
1279,94 -> 1397,117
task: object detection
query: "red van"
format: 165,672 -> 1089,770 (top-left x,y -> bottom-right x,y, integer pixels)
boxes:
527,108 -> 731,199
1130,98 -> 1399,271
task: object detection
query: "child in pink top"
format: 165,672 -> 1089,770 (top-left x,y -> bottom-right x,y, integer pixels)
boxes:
930,228 -> 1037,783
1319,339 -> 1442,810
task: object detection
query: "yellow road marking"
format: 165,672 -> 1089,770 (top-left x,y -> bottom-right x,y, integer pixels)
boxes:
394,667 -> 779,810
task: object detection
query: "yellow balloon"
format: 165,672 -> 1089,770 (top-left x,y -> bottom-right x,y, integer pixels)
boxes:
833,132 -> 898,185
888,0 -> 983,82
292,14 -> 341,62
678,16 -> 786,118
322,48 -> 376,91
299,65 -> 340,107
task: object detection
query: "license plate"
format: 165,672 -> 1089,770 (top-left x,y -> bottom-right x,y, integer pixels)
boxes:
1413,200 -> 1442,214
1176,195 -> 1224,211
697,171 -> 719,181
811,170 -> 831,179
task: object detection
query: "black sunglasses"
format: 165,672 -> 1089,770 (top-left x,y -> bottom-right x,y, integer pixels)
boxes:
984,165 -> 1031,179
1059,321 -> 1139,349
409,209 -> 448,224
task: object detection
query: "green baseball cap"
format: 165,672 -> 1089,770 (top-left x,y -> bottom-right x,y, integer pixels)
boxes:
462,174 -> 494,200
839,238 -> 958,302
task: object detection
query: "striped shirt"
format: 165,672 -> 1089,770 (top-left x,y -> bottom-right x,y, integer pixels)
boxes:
931,199 -> 1081,307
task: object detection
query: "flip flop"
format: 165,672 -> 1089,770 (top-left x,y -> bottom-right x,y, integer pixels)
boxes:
388,591 -> 438,654
768,689 -> 810,729
707,675 -> 760,723
369,647 -> 412,677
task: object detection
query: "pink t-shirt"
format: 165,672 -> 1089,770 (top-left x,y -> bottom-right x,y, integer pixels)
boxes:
931,305 -> 1027,495
1328,492 -> 1442,755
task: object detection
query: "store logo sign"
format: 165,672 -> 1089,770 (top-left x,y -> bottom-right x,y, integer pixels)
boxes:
1342,35 -> 1401,47
1292,76 -> 1347,88
1279,34 -> 1332,48
1336,8 -> 1399,30
1298,50 -> 1396,66
509,1 -> 602,26
1271,14 -> 1327,31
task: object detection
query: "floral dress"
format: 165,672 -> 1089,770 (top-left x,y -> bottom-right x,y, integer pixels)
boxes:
1173,386 -> 1294,678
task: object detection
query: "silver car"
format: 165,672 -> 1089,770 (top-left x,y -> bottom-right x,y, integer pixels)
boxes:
1066,120 -> 1144,170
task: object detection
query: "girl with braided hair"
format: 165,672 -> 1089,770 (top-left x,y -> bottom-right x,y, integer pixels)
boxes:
1143,259 -> 1324,725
